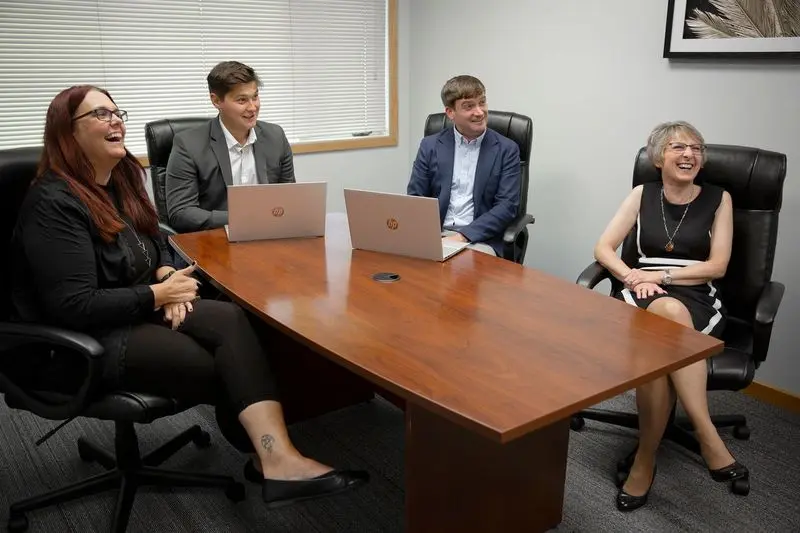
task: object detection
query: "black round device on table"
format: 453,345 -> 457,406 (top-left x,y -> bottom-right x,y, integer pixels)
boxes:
372,272 -> 401,283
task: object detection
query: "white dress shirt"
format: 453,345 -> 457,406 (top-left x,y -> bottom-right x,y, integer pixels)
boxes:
219,118 -> 258,186
444,126 -> 485,228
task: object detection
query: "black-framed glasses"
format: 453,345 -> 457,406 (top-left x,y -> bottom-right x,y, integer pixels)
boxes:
72,108 -> 128,123
668,142 -> 706,154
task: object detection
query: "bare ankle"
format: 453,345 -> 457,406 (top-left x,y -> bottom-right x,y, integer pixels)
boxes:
633,449 -> 656,469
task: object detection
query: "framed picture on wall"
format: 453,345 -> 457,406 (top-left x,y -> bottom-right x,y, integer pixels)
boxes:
664,0 -> 800,59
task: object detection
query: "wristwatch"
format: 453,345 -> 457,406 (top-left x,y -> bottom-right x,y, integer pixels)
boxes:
661,269 -> 673,286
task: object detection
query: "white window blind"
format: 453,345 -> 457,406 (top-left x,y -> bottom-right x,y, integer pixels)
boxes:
0,0 -> 389,155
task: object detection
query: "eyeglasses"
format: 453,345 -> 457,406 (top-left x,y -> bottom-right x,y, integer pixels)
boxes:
72,108 -> 128,123
668,142 -> 705,154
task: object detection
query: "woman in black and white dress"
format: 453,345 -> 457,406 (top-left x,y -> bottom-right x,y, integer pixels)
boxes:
594,121 -> 747,512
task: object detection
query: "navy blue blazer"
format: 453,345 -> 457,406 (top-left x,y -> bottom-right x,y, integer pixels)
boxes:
406,127 -> 521,256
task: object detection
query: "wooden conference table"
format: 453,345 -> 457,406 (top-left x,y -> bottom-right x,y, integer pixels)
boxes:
170,213 -> 722,533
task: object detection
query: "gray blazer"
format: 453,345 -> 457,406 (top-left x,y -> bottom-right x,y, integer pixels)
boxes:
165,118 -> 295,232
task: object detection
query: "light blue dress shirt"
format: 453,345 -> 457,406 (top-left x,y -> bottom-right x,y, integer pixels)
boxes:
444,126 -> 486,228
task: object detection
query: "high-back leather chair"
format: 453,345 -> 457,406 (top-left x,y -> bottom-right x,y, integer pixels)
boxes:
424,111 -> 535,263
144,118 -> 211,227
0,147 -> 243,532
571,144 -> 787,497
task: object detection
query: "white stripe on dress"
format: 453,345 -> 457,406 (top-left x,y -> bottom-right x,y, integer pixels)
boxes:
636,214 -> 643,258
621,288 -> 636,305
639,257 -> 702,267
701,282 -> 723,335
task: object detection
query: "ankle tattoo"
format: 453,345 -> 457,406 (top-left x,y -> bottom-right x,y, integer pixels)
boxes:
260,434 -> 275,454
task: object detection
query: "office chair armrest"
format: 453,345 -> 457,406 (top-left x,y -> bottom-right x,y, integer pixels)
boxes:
752,281 -> 785,364
503,213 -> 535,244
0,323 -> 104,357
575,261 -> 619,291
0,323 -> 105,420
159,221 -> 177,236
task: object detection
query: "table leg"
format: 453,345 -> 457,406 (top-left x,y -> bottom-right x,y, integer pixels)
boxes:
405,403 -> 570,533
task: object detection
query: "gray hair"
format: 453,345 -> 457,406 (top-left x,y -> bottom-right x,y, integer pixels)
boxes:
646,121 -> 707,167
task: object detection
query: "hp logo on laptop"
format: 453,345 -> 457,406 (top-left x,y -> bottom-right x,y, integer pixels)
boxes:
386,218 -> 399,230
272,207 -> 285,217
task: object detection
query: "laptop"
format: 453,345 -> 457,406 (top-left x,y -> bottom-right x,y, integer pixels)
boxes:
343,189 -> 469,262
225,182 -> 327,242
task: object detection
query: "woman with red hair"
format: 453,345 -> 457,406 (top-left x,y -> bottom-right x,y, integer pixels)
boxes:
12,85 -> 367,507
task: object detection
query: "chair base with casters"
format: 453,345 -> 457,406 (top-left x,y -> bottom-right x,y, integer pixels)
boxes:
571,404 -> 751,496
5,392 -> 246,533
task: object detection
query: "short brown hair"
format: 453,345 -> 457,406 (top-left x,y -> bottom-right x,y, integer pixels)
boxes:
207,61 -> 261,99
440,75 -> 485,109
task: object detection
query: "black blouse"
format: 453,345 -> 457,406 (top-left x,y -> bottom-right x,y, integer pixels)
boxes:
11,172 -> 174,333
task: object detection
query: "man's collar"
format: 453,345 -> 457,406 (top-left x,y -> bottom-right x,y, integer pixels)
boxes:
453,125 -> 486,147
218,117 -> 257,149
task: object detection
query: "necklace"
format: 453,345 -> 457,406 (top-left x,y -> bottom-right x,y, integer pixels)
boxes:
122,219 -> 152,267
660,186 -> 694,252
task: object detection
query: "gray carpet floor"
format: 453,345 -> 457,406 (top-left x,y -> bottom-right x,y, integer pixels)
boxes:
1,391 -> 798,533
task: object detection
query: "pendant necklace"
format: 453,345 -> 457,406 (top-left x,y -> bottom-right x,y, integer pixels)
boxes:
660,186 -> 694,252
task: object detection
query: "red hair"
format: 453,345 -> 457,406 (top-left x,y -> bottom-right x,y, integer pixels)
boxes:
38,85 -> 158,243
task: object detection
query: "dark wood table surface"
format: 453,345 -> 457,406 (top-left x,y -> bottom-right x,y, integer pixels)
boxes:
171,213 -> 723,533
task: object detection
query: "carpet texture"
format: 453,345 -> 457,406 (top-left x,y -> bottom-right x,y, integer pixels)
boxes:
1,391 -> 798,532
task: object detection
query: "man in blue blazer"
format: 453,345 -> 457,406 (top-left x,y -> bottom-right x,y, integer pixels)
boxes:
407,75 -> 520,256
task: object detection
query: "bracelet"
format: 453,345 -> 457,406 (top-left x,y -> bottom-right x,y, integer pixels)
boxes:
159,270 -> 177,283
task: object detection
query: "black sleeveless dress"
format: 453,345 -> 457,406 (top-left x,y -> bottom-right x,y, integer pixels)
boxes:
615,181 -> 726,338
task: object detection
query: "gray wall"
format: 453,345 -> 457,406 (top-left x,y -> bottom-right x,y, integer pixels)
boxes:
408,0 -> 800,394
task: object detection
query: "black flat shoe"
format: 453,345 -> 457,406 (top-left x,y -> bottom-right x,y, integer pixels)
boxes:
616,466 -> 656,512
262,469 -> 369,508
709,461 -> 748,482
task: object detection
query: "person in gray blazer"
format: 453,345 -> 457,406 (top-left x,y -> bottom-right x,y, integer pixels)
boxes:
166,61 -> 295,233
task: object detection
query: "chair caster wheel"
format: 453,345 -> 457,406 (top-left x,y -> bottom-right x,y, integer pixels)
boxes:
226,481 -> 246,502
77,439 -> 95,463
731,477 -> 750,496
570,417 -> 585,431
193,429 -> 212,448
615,470 -> 628,488
733,425 -> 750,440
8,512 -> 28,532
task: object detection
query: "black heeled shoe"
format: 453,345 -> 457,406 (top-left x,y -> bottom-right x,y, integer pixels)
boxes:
616,465 -> 657,512
709,461 -> 748,482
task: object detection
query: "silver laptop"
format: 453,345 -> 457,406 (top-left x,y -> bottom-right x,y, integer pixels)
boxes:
225,182 -> 327,242
343,189 -> 469,262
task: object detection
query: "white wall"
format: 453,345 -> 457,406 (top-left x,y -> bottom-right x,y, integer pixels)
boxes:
408,0 -> 800,394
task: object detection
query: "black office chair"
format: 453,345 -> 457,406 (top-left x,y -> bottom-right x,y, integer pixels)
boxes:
144,117 -> 211,229
570,144 -> 787,497
424,111 -> 535,264
0,147 -> 244,533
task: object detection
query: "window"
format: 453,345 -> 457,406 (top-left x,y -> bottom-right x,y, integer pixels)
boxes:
0,0 -> 397,158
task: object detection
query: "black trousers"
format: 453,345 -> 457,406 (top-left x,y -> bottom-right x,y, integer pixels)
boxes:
122,299 -> 276,452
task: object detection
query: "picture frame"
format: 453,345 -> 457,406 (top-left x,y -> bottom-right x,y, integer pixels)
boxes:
664,0 -> 800,59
